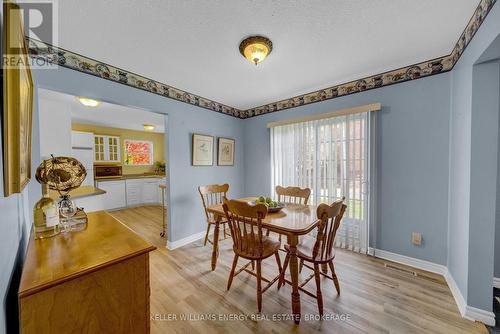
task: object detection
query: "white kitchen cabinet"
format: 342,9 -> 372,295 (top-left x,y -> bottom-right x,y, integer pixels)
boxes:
96,180 -> 126,210
97,177 -> 165,210
126,179 -> 143,207
142,179 -> 160,204
94,135 -> 121,163
71,131 -> 94,149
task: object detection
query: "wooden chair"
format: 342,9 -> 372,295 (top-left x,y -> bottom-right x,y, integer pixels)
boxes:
275,185 -> 311,205
198,184 -> 230,246
278,198 -> 346,316
267,185 -> 311,241
222,199 -> 282,312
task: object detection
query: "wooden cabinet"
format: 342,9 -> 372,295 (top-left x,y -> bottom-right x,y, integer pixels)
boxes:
18,211 -> 156,334
94,135 -> 121,163
96,180 -> 126,210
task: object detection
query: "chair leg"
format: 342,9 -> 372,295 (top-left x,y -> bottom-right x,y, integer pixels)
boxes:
321,263 -> 328,274
227,254 -> 239,290
328,261 -> 340,295
251,260 -> 255,271
223,224 -> 227,239
299,259 -> 304,273
256,260 -> 263,312
266,229 -> 271,237
278,253 -> 289,290
275,252 -> 282,273
204,224 -> 211,246
314,264 -> 323,316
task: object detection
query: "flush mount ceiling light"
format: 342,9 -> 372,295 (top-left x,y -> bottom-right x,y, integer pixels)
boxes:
143,124 -> 155,131
77,97 -> 101,107
239,36 -> 273,66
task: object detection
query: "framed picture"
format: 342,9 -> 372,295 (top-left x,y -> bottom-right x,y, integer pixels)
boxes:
124,140 -> 154,165
218,137 -> 235,166
3,2 -> 34,196
192,134 -> 214,166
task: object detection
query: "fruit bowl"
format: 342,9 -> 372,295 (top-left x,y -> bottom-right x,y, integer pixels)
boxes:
250,196 -> 285,213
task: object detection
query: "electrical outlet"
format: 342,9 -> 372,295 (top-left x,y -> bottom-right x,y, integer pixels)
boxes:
412,232 -> 422,246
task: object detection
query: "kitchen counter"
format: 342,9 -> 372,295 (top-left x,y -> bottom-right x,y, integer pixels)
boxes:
49,185 -> 106,200
96,174 -> 166,181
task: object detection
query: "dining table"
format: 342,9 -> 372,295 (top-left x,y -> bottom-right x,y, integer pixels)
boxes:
206,197 -> 319,324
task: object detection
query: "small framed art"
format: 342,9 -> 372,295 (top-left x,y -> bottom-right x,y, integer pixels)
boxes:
217,137 -> 235,166
192,134 -> 214,166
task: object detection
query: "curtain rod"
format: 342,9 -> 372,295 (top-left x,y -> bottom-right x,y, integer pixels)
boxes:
266,103 -> 381,128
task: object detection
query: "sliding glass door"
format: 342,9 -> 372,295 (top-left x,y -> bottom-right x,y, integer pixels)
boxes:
270,112 -> 373,254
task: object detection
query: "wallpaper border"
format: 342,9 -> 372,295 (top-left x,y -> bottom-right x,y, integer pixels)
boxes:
26,0 -> 497,119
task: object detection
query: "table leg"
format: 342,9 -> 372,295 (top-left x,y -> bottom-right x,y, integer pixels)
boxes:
211,219 -> 220,271
287,234 -> 301,324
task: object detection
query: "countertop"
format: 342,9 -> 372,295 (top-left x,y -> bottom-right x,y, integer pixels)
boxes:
49,185 -> 106,200
19,211 -> 157,298
95,174 -> 166,182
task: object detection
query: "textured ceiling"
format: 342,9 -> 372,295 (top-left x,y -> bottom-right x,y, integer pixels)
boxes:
43,0 -> 478,109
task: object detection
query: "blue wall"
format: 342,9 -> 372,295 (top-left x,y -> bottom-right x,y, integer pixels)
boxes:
0,6 -> 34,334
448,3 -> 500,311
32,66 -> 246,244
243,73 -> 451,265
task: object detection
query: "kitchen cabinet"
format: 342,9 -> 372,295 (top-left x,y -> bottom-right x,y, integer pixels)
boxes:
126,179 -> 143,207
96,180 -> 126,210
72,131 -> 94,149
97,177 -> 165,210
94,135 -> 121,163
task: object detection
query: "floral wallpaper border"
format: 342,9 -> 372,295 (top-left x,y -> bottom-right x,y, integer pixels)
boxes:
27,0 -> 496,119
245,0 -> 497,118
27,39 -> 244,118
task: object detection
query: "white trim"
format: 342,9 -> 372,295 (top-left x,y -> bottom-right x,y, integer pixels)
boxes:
167,230 -> 208,250
443,269 -> 495,326
444,269 -> 467,316
464,305 -> 496,327
494,277 -> 500,289
372,248 -> 447,275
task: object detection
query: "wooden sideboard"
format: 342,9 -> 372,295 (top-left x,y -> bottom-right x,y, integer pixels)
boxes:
18,211 -> 156,333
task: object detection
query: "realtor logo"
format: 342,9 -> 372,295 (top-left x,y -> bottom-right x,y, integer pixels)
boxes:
3,0 -> 58,69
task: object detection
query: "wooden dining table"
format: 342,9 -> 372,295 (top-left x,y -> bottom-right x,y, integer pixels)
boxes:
206,197 -> 319,324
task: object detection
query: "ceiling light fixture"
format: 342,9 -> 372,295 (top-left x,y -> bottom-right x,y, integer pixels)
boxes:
239,36 -> 273,66
77,97 -> 101,107
143,124 -> 155,131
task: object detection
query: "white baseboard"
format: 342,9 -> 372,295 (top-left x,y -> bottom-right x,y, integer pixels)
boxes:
494,277 -> 500,289
371,248 -> 447,275
444,269 -> 467,316
370,248 -> 495,326
167,230 -> 207,250
443,270 -> 496,326
464,305 -> 496,327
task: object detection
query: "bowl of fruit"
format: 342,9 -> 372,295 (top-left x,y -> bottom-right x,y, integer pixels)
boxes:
251,196 -> 284,213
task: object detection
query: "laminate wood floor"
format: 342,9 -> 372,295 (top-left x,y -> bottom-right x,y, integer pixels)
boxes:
110,206 -> 488,334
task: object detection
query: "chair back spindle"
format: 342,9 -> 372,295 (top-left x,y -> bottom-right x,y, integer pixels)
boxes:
223,199 -> 268,258
275,186 -> 311,205
198,184 -> 229,221
313,198 -> 346,262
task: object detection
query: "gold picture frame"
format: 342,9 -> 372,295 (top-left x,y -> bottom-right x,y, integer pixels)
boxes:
217,137 -> 235,166
192,134 -> 214,166
3,1 -> 34,196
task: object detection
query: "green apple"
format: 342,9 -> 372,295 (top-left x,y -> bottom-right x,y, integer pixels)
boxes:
265,197 -> 272,204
